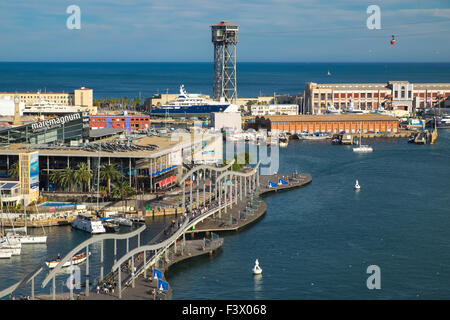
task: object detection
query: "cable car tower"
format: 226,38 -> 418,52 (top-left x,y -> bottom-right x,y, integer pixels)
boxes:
211,21 -> 239,103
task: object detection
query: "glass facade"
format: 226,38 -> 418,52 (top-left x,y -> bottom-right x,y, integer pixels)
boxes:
0,112 -> 88,145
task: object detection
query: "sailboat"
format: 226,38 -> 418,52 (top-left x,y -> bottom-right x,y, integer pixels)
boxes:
353,122 -> 373,152
327,70 -> 331,76
0,197 -> 21,256
0,217 -> 13,258
7,203 -> 47,244
355,180 -> 361,190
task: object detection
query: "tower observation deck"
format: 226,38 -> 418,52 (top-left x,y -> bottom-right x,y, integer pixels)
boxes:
211,21 -> 239,103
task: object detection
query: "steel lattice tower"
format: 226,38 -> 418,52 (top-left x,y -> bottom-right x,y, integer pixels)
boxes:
211,21 -> 239,103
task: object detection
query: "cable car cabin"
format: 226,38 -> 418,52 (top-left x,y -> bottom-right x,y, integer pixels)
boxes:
391,35 -> 396,45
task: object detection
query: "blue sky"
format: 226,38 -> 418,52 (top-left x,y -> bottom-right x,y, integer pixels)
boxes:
0,0 -> 449,62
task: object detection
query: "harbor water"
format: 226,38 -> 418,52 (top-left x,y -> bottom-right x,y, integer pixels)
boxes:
3,132 -> 449,299
1,62 -> 450,299
167,131 -> 450,299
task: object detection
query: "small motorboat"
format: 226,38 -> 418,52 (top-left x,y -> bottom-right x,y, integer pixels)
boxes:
355,180 -> 361,190
252,259 -> 262,275
111,215 -> 133,227
104,222 -> 120,233
0,249 -> 12,259
129,216 -> 145,224
353,145 -> 373,153
45,252 -> 91,269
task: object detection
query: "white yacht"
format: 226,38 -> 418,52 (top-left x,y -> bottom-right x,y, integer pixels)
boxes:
23,99 -> 84,115
344,100 -> 365,114
8,232 -> 47,244
71,213 -> 106,234
371,105 -> 393,116
326,102 -> 340,114
111,215 -> 133,227
151,85 -> 238,116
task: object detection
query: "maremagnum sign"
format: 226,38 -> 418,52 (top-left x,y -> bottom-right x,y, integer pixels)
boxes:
31,113 -> 82,133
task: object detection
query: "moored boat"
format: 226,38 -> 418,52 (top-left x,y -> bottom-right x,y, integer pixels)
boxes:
0,237 -> 22,255
45,252 -> 91,269
71,213 -> 106,234
0,248 -> 13,259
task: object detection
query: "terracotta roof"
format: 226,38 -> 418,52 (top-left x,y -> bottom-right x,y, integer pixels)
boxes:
257,114 -> 398,122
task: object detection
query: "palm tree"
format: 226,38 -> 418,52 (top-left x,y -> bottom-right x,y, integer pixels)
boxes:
100,164 -> 121,193
8,161 -> 19,180
59,167 -> 76,192
74,162 -> 93,192
111,180 -> 135,213
49,170 -> 63,189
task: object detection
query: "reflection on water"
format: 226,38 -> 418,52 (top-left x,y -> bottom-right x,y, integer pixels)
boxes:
254,274 -> 263,298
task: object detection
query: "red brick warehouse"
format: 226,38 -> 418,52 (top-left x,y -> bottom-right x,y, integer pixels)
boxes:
90,114 -> 151,132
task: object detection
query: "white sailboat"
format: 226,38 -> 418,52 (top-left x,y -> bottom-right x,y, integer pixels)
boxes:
0,200 -> 21,256
353,122 -> 373,153
355,180 -> 361,190
7,204 -> 47,244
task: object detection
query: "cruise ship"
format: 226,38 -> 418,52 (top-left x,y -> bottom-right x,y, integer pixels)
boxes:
150,85 -> 238,117
23,99 -> 84,115
71,213 -> 106,234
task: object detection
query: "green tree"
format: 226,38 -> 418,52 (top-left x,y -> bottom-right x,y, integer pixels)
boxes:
59,167 -> 76,192
74,162 -> 93,192
111,180 -> 135,212
100,164 -> 121,193
49,170 -> 63,188
223,152 -> 253,171
8,161 -> 19,180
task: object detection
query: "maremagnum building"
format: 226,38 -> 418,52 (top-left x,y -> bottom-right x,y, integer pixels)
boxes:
0,112 -> 222,207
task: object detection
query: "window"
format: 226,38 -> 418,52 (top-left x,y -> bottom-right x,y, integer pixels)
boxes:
367,93 -> 372,98
395,91 -> 398,98
408,91 -> 412,99
314,93 -> 319,99
401,86 -> 406,98
321,93 -> 325,100
361,93 -> 366,98
327,93 -> 332,100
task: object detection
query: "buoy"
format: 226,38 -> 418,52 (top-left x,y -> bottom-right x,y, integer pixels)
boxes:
252,259 -> 262,275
